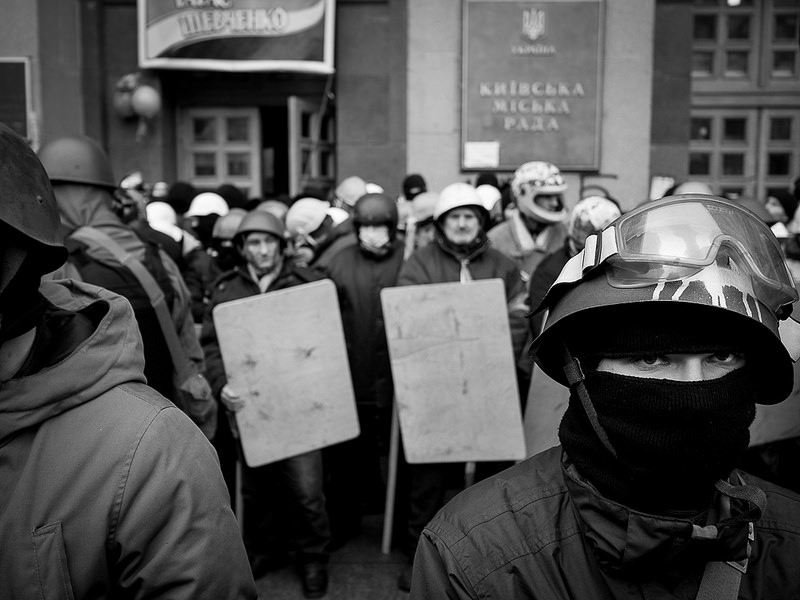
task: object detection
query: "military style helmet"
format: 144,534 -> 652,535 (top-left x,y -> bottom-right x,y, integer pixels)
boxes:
353,193 -> 398,228
433,182 -> 488,222
531,193 -> 800,405
38,135 -> 116,189
0,124 -> 67,273
511,161 -> 568,224
234,210 -> 286,246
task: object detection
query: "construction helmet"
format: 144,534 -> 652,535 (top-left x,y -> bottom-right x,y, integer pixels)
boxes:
212,208 -> 248,241
511,161 -> 568,224
38,135 -> 116,189
433,182 -> 488,222
0,124 -> 67,273
568,195 -> 622,251
234,210 -> 286,246
531,193 -> 800,405
353,193 -> 398,229
335,176 -> 368,208
186,192 -> 229,217
285,197 -> 330,236
410,191 -> 440,225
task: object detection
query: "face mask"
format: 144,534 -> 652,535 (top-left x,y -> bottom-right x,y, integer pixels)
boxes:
560,368 -> 756,512
358,226 -> 391,254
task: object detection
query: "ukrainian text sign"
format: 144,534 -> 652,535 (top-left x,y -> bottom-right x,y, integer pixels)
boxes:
462,0 -> 603,171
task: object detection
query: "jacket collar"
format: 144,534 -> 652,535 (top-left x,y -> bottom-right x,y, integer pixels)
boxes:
562,453 -> 761,575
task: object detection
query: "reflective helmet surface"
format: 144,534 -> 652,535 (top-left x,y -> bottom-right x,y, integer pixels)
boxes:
531,194 -> 799,404
353,193 -> 398,228
433,183 -> 488,221
38,135 -> 116,189
234,210 -> 286,245
0,124 -> 67,271
511,161 -> 568,224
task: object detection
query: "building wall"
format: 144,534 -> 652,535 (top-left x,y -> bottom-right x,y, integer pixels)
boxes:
407,0 -> 657,211
335,0 -> 409,197
650,0 -> 694,187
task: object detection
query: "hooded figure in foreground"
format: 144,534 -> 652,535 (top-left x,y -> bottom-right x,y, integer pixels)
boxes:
411,194 -> 800,599
0,124 -> 256,599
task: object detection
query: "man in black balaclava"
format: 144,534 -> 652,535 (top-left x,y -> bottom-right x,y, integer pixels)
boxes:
411,193 -> 800,598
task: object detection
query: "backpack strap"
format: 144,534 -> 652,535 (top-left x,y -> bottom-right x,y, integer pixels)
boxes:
69,226 -> 195,383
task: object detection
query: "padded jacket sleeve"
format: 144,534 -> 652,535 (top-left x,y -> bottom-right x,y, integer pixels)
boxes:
110,402 -> 257,599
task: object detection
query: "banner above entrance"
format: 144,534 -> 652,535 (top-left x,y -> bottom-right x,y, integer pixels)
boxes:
138,0 -> 335,74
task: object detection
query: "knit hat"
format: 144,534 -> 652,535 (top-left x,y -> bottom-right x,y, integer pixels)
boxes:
402,174 -> 427,200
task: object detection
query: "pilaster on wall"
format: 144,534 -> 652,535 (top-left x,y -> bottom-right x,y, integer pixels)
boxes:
335,0 -> 408,196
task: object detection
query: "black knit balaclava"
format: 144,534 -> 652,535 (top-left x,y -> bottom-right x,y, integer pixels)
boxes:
559,306 -> 758,513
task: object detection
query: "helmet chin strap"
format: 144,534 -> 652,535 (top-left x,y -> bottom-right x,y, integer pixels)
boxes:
559,342 -> 618,459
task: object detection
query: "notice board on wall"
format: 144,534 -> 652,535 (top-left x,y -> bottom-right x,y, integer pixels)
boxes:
462,0 -> 604,171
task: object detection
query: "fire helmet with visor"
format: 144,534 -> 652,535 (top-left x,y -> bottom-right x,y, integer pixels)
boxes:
511,161 -> 568,224
531,193 -> 800,406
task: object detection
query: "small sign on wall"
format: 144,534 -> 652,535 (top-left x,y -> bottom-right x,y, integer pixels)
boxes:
462,0 -> 604,171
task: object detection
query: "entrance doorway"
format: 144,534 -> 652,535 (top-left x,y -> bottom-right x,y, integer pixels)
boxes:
177,96 -> 335,202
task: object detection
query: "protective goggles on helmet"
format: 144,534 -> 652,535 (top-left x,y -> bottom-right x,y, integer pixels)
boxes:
552,195 -> 798,319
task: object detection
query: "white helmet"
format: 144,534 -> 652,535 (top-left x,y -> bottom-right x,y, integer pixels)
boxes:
434,183 -> 488,221
568,195 -> 622,251
285,197 -> 330,236
511,161 -> 568,224
335,176 -> 368,208
410,191 -> 440,224
476,184 -> 502,211
185,192 -> 229,217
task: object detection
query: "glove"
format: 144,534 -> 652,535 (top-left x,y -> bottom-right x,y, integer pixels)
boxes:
178,373 -> 218,440
220,384 -> 247,413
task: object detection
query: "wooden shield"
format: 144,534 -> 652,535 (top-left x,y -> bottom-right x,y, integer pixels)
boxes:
212,279 -> 359,467
750,359 -> 800,446
381,279 -> 526,463
523,365 -> 569,458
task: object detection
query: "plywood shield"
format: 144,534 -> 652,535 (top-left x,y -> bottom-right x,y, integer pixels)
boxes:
750,359 -> 800,446
381,279 -> 526,463
213,279 -> 359,467
523,366 -> 569,458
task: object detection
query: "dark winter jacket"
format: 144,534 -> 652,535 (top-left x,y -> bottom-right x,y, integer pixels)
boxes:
0,279 -> 256,599
322,239 -> 405,407
201,261 -> 325,398
398,235 -> 528,360
413,446 -> 800,599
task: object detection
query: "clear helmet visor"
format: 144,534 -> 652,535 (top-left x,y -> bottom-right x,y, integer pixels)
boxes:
604,196 -> 798,317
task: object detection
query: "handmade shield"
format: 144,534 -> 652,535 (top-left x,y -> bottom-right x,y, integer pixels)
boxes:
523,365 -> 569,458
213,279 -> 359,466
381,279 -> 526,463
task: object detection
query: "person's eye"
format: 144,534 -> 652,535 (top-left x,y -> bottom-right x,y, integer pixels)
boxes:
633,355 -> 666,367
709,352 -> 745,365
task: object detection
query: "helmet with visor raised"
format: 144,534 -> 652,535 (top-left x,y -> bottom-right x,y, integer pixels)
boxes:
531,193 -> 800,405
